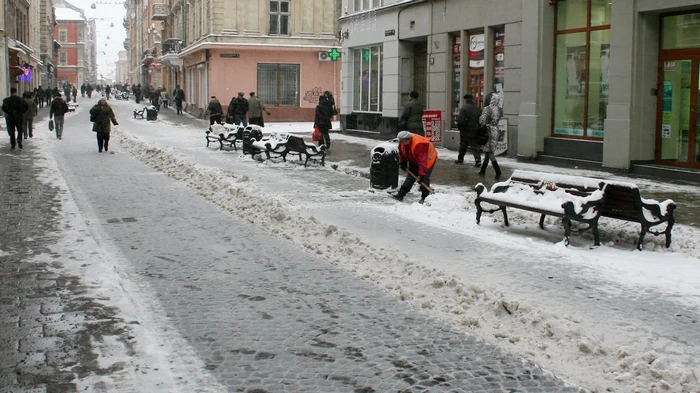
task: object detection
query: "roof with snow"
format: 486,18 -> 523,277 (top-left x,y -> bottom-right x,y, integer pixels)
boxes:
55,7 -> 85,21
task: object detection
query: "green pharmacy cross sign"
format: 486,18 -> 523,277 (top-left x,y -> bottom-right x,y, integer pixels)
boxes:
363,48 -> 371,62
328,48 -> 342,61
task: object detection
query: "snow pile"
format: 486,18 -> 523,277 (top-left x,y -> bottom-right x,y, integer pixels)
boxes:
111,128 -> 700,393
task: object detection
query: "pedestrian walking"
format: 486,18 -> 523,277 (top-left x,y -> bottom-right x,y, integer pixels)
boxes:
89,97 -> 118,153
314,95 -> 334,149
206,96 -> 224,126
248,92 -> 270,127
22,92 -> 38,139
455,93 -> 483,166
160,88 -> 169,109
399,91 -> 425,136
392,131 -> 438,204
1,87 -> 28,149
49,93 -> 69,140
173,85 -> 185,114
45,87 -> 53,107
80,83 -> 86,97
105,85 -> 112,100
478,95 -> 503,179
227,92 -> 248,126
71,86 -> 78,102
324,90 -> 338,116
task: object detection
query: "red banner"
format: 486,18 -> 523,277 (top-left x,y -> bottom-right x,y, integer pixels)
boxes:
422,110 -> 443,143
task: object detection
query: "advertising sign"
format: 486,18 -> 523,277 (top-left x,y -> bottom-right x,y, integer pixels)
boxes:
495,118 -> 508,156
422,110 -> 443,143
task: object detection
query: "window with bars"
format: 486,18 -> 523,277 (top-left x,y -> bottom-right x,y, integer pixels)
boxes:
257,63 -> 300,106
59,51 -> 67,65
354,0 -> 382,12
59,29 -> 67,42
269,0 -> 290,35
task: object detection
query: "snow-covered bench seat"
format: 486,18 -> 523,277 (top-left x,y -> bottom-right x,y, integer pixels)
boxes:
475,170 -> 606,247
598,181 -> 675,250
251,132 -> 290,158
475,170 -> 677,250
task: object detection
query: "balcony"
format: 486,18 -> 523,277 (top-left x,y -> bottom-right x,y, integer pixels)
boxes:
141,47 -> 157,64
152,3 -> 168,20
123,17 -> 130,28
161,38 -> 183,55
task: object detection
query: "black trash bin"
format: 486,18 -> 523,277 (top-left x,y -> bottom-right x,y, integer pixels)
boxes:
146,106 -> 158,121
370,141 -> 399,190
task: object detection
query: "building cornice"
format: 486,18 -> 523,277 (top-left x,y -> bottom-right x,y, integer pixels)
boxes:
178,35 -> 339,58
338,0 -> 427,21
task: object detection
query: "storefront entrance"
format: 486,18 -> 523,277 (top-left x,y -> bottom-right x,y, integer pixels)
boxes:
657,12 -> 700,168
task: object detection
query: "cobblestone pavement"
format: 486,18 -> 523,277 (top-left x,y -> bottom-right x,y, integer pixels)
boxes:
0,136 -> 136,392
0,101 -> 586,392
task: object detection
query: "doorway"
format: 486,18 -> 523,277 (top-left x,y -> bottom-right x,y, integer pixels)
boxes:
657,56 -> 700,167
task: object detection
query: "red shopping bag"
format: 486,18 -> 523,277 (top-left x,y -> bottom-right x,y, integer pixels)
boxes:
312,125 -> 323,142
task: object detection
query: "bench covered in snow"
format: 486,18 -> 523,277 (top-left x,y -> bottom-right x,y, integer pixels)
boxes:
475,171 -> 607,247
252,133 -> 325,167
206,124 -> 263,153
475,170 -> 676,250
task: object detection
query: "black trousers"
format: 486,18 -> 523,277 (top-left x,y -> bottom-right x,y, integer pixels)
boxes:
209,115 -> 223,125
5,119 -> 23,148
96,131 -> 110,151
318,126 -> 331,148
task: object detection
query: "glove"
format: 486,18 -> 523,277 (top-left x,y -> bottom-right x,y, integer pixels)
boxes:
399,161 -> 407,170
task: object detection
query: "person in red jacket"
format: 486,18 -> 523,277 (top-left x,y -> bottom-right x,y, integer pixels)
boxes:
392,131 -> 438,203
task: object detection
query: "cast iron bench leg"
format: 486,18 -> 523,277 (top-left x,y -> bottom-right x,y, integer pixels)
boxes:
665,219 -> 674,248
637,223 -> 650,251
539,214 -> 546,229
501,206 -> 509,227
563,218 -> 572,246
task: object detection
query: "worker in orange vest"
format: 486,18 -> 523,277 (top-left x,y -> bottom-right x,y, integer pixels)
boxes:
392,131 -> 438,204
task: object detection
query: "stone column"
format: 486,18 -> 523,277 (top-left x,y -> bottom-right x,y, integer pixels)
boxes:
516,1 -> 554,158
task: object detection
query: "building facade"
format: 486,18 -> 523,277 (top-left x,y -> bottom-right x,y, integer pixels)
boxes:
115,50 -> 128,83
339,0 -> 700,179
39,0 -> 59,89
124,0 -> 342,121
54,2 -> 89,87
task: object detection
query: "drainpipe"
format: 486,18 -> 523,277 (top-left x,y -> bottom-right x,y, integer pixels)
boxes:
4,0 -> 10,96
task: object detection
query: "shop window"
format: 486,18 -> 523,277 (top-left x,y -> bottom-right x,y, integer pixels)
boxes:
467,31 -> 484,107
493,26 -> 505,99
662,12 -> 700,49
552,0 -> 611,139
257,63 -> 300,106
451,35 -> 461,128
269,0 -> 290,35
353,45 -> 383,112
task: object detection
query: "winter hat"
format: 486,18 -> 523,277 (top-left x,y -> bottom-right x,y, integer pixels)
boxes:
397,131 -> 412,141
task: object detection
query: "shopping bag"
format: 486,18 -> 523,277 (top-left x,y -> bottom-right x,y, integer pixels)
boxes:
48,119 -> 54,131
312,125 -> 323,142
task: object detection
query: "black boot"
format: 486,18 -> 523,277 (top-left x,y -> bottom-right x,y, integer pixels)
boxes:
478,160 -> 488,176
493,161 -> 502,180
392,187 -> 409,201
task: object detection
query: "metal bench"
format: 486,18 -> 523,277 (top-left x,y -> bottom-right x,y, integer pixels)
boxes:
280,135 -> 326,167
475,170 -> 606,246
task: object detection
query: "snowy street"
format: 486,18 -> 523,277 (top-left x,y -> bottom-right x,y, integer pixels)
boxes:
1,95 -> 700,393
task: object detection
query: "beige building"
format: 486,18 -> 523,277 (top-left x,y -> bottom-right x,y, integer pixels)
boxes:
124,0 -> 342,121
340,0 -> 700,182
115,50 -> 128,84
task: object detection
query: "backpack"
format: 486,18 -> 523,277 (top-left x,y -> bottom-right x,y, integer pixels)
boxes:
474,125 -> 489,145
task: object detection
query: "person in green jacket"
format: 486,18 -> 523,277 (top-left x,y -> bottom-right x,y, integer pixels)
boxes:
399,91 -> 425,136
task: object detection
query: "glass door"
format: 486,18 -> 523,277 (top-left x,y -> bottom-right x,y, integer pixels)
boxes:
657,58 -> 699,166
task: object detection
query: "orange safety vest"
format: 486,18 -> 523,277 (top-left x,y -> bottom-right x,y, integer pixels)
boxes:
405,134 -> 438,168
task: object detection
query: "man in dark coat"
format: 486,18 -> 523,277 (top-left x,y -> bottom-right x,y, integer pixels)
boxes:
314,95 -> 334,148
2,87 -> 28,149
89,97 -> 118,152
173,85 -> 185,114
49,93 -> 69,140
247,92 -> 269,127
227,92 -> 249,126
206,96 -> 223,126
455,93 -> 483,166
399,91 -> 425,136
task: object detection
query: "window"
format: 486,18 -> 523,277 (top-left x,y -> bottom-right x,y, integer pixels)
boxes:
257,63 -> 300,106
59,28 -> 67,42
354,0 -> 382,12
353,45 -> 382,112
553,0 -> 611,139
59,51 -> 67,65
268,0 -> 290,35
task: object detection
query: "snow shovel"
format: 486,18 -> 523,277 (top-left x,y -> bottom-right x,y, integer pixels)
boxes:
404,168 -> 434,194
